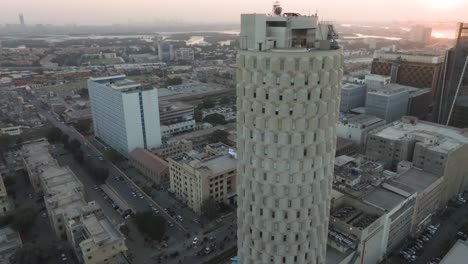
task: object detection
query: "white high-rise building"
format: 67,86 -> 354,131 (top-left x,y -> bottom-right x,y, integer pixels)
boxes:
236,4 -> 343,264
88,75 -> 162,155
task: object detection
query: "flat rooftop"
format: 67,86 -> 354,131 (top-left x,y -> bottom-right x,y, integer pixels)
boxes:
372,118 -> 468,152
440,239 -> 468,264
394,168 -> 441,192
367,83 -> 416,96
363,187 -> 408,211
82,215 -> 123,245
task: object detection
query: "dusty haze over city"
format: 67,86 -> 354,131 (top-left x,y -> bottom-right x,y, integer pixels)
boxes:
0,0 -> 467,25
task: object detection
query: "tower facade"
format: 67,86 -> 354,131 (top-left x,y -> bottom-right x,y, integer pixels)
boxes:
236,6 -> 343,264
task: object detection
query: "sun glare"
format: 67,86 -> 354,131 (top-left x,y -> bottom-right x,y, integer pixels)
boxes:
431,0 -> 461,9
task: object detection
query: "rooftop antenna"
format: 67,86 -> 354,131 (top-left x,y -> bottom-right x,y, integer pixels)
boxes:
272,1 -> 282,16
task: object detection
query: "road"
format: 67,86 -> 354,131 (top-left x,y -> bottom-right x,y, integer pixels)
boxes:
36,106 -> 237,264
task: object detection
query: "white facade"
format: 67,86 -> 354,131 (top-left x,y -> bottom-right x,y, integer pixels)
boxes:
175,48 -> 195,61
336,115 -> 385,145
237,7 -> 343,264
88,75 -> 161,155
161,120 -> 196,137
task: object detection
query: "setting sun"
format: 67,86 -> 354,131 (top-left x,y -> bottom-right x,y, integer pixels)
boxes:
431,0 -> 461,9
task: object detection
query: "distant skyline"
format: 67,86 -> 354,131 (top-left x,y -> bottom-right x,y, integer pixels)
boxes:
0,0 -> 467,25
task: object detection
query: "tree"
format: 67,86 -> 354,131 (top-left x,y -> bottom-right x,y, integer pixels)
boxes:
104,149 -> 124,163
0,134 -> 13,150
69,139 -> 81,151
134,211 -> 166,241
220,96 -> 231,105
11,208 -> 36,233
201,198 -> 220,221
94,168 -> 109,184
46,127 -> 63,143
194,107 -> 203,122
73,150 -> 84,164
77,88 -> 89,98
201,98 -> 215,109
74,120 -> 91,134
210,130 -> 229,145
61,134 -> 69,145
203,113 -> 226,125
167,77 -> 182,86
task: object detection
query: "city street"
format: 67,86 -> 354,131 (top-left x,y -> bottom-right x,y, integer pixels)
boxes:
35,106 -> 237,264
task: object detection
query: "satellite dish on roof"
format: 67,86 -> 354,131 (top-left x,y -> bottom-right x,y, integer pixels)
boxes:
272,1 -> 282,16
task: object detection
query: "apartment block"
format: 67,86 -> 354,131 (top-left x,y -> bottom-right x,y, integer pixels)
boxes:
169,143 -> 236,213
366,116 -> 468,205
337,114 -> 385,145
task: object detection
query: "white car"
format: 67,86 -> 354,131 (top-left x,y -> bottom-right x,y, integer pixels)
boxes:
192,237 -> 198,245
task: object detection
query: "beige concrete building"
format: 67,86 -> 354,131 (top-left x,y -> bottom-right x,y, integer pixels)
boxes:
0,175 -> 14,216
236,4 -> 343,263
151,140 -> 192,159
0,226 -> 22,264
366,116 -> 468,205
169,143 -> 236,213
21,139 -> 128,264
68,214 -> 127,264
129,148 -> 169,184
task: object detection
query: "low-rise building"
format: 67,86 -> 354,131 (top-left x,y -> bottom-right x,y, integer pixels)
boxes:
151,140 -> 193,159
337,114 -> 385,145
386,165 -> 443,234
21,139 -> 128,263
340,83 -> 366,112
367,116 -> 468,205
0,175 -> 14,216
439,239 -> 468,264
129,148 -> 169,185
0,226 -> 22,264
68,214 -> 128,264
169,143 -> 237,213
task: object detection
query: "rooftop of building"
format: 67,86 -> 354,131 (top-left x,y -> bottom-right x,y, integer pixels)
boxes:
40,165 -> 83,195
372,117 -> 468,153
159,101 -> 194,112
326,246 -> 355,264
89,75 -> 151,93
53,199 -> 87,219
21,139 -> 55,169
340,114 -> 384,126
342,83 -> 366,90
363,186 -> 411,211
440,239 -> 468,264
171,143 -> 236,175
0,226 -> 22,255
367,83 -> 417,95
129,148 -> 168,174
81,215 -> 124,246
393,167 -> 442,192
373,50 -> 444,64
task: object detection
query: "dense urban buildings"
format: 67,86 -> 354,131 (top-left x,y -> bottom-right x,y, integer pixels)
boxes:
88,75 -> 162,155
436,22 -> 468,127
371,51 -> 444,95
366,116 -> 468,205
21,139 -> 128,264
236,5 -> 343,263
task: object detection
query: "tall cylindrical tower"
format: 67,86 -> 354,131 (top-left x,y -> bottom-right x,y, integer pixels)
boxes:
236,8 -> 343,264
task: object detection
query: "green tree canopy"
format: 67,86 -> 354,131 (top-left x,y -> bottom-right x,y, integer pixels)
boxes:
94,168 -> 109,184
201,198 -> 220,221
134,211 -> 166,241
167,77 -> 183,86
11,208 -> 36,233
203,113 -> 226,125
210,130 -> 230,145
46,127 -> 63,143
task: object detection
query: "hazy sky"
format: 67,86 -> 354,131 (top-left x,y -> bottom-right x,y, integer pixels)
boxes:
1,0 -> 467,25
